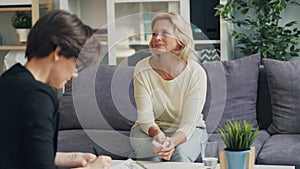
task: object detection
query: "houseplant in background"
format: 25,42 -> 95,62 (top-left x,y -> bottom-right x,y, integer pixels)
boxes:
215,0 -> 300,61
11,11 -> 32,45
218,120 -> 259,169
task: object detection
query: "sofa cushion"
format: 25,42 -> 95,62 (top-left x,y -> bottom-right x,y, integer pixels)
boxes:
263,59 -> 300,134
58,129 -> 135,159
59,64 -> 137,131
59,92 -> 82,130
257,134 -> 300,165
95,64 -> 137,131
256,66 -> 273,130
201,54 -> 261,133
128,49 -> 151,66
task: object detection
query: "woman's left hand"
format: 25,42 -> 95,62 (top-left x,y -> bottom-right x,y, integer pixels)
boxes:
157,137 -> 175,161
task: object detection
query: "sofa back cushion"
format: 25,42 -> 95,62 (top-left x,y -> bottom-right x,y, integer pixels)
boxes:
59,54 -> 264,133
59,64 -> 137,131
201,54 -> 261,133
95,64 -> 137,131
59,87 -> 81,130
263,58 -> 300,134
256,66 -> 272,130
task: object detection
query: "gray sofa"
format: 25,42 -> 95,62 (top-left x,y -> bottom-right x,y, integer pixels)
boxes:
58,53 -> 300,168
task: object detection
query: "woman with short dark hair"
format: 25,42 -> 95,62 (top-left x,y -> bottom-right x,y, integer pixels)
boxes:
0,10 -> 110,169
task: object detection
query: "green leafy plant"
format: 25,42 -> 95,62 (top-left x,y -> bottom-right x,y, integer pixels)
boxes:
11,11 -> 32,29
217,120 -> 259,151
215,0 -> 300,61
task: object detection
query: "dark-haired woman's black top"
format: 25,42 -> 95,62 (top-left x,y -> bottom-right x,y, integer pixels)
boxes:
0,63 -> 60,169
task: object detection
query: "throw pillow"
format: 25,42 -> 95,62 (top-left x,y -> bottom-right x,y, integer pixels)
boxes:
94,64 -> 137,131
263,58 -> 300,134
201,53 -> 261,133
59,64 -> 137,131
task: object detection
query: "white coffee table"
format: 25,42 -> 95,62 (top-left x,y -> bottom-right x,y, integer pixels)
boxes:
112,160 -> 295,169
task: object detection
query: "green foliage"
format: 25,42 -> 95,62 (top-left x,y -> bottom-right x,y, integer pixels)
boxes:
11,11 -> 32,29
217,120 -> 259,151
215,0 -> 300,61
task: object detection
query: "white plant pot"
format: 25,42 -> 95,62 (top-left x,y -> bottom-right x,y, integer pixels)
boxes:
16,29 -> 30,43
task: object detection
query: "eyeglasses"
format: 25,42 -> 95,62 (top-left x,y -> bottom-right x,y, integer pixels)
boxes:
151,30 -> 175,38
75,56 -> 87,73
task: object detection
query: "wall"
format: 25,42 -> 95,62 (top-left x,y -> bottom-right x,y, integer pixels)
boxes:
79,0 -> 107,29
54,0 -> 107,29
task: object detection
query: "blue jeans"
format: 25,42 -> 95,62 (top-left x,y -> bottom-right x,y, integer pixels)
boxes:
130,126 -> 208,162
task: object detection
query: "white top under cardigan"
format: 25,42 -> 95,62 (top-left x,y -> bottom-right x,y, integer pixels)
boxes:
132,57 -> 207,140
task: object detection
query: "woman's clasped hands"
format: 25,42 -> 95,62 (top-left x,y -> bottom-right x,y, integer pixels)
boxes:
152,133 -> 175,161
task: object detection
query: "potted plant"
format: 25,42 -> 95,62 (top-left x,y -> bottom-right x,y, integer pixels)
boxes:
217,120 -> 259,169
11,11 -> 32,44
215,0 -> 300,61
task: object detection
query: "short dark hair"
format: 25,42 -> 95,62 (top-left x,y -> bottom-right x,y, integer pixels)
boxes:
25,10 -> 95,60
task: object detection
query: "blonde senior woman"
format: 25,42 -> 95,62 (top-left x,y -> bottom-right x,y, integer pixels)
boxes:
130,12 -> 208,162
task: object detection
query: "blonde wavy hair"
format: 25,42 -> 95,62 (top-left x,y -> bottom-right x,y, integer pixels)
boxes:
149,12 -> 194,62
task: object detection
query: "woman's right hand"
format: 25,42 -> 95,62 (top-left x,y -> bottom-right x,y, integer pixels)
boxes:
152,132 -> 166,153
154,132 -> 166,143
73,155 -> 111,169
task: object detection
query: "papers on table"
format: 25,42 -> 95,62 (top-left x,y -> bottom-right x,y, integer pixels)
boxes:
111,158 -> 147,169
